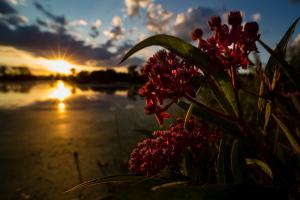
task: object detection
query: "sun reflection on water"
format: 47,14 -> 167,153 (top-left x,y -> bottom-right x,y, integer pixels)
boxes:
48,81 -> 71,112
57,102 -> 66,112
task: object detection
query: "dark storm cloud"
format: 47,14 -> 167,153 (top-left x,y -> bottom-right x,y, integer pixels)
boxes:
33,2 -> 66,26
6,15 -> 27,26
0,21 -> 109,63
36,18 -> 48,27
173,7 -> 217,41
0,14 -> 27,27
0,0 -> 16,14
0,0 -> 27,27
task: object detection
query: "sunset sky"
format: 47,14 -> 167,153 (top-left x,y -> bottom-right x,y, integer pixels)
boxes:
0,0 -> 299,75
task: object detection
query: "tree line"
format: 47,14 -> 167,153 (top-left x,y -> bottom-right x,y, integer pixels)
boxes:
0,65 -> 145,84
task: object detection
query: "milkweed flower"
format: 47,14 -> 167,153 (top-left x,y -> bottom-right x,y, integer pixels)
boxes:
139,50 -> 202,124
192,11 -> 260,70
129,118 -> 219,176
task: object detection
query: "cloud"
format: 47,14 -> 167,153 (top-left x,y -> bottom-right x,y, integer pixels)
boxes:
0,1 -> 143,68
89,19 -> 102,38
251,13 -> 261,22
104,26 -> 124,40
69,19 -> 88,27
36,18 -> 48,27
0,19 -> 143,67
104,16 -> 125,40
34,2 -> 66,26
0,0 -> 17,14
287,33 -> 300,64
124,0 -> 150,17
0,5 -> 28,27
112,15 -> 122,27
5,15 -> 28,25
295,33 -> 300,44
7,0 -> 26,5
173,7 -> 217,41
146,3 -> 173,33
124,1 -> 173,34
90,26 -> 100,38
93,19 -> 102,28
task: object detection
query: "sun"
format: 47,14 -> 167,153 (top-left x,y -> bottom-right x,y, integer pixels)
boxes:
47,59 -> 74,74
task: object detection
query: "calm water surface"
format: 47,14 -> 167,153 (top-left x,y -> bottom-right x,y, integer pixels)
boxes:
0,81 -> 156,199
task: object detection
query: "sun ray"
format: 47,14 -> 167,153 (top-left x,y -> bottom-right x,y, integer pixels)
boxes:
46,59 -> 74,74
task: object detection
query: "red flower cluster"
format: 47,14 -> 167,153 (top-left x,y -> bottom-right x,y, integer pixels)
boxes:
139,50 -> 201,124
129,118 -> 219,176
191,11 -> 260,70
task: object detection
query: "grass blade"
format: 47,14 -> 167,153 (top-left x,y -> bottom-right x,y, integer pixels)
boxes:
264,17 -> 300,74
245,159 -> 273,179
231,139 -> 246,184
66,174 -> 145,192
272,113 -> 300,154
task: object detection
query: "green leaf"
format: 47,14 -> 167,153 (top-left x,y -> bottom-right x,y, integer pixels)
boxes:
257,81 -> 265,112
245,158 -> 273,179
272,114 -> 300,154
120,34 -> 239,116
264,16 -> 300,74
151,181 -> 188,191
66,174 -> 145,192
179,149 -> 207,181
263,100 -> 272,134
217,137 -> 233,184
177,100 -> 241,135
230,140 -> 247,184
259,39 -> 300,89
120,34 -> 211,67
277,17 -> 300,52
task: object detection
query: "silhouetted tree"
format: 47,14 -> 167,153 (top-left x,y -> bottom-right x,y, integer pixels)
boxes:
70,68 -> 77,76
77,71 -> 90,82
0,66 -> 7,77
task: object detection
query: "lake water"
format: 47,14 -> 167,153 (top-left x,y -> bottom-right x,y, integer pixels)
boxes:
0,81 -> 157,199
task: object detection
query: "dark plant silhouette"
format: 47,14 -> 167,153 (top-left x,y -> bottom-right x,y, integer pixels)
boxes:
68,12 -> 300,200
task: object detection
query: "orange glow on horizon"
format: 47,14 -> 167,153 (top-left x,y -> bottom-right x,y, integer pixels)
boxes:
0,46 -> 133,75
46,59 -> 74,74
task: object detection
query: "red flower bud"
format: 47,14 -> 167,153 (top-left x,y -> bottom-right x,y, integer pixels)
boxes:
208,16 -> 222,30
191,28 -> 203,40
228,11 -> 242,26
244,22 -> 259,39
